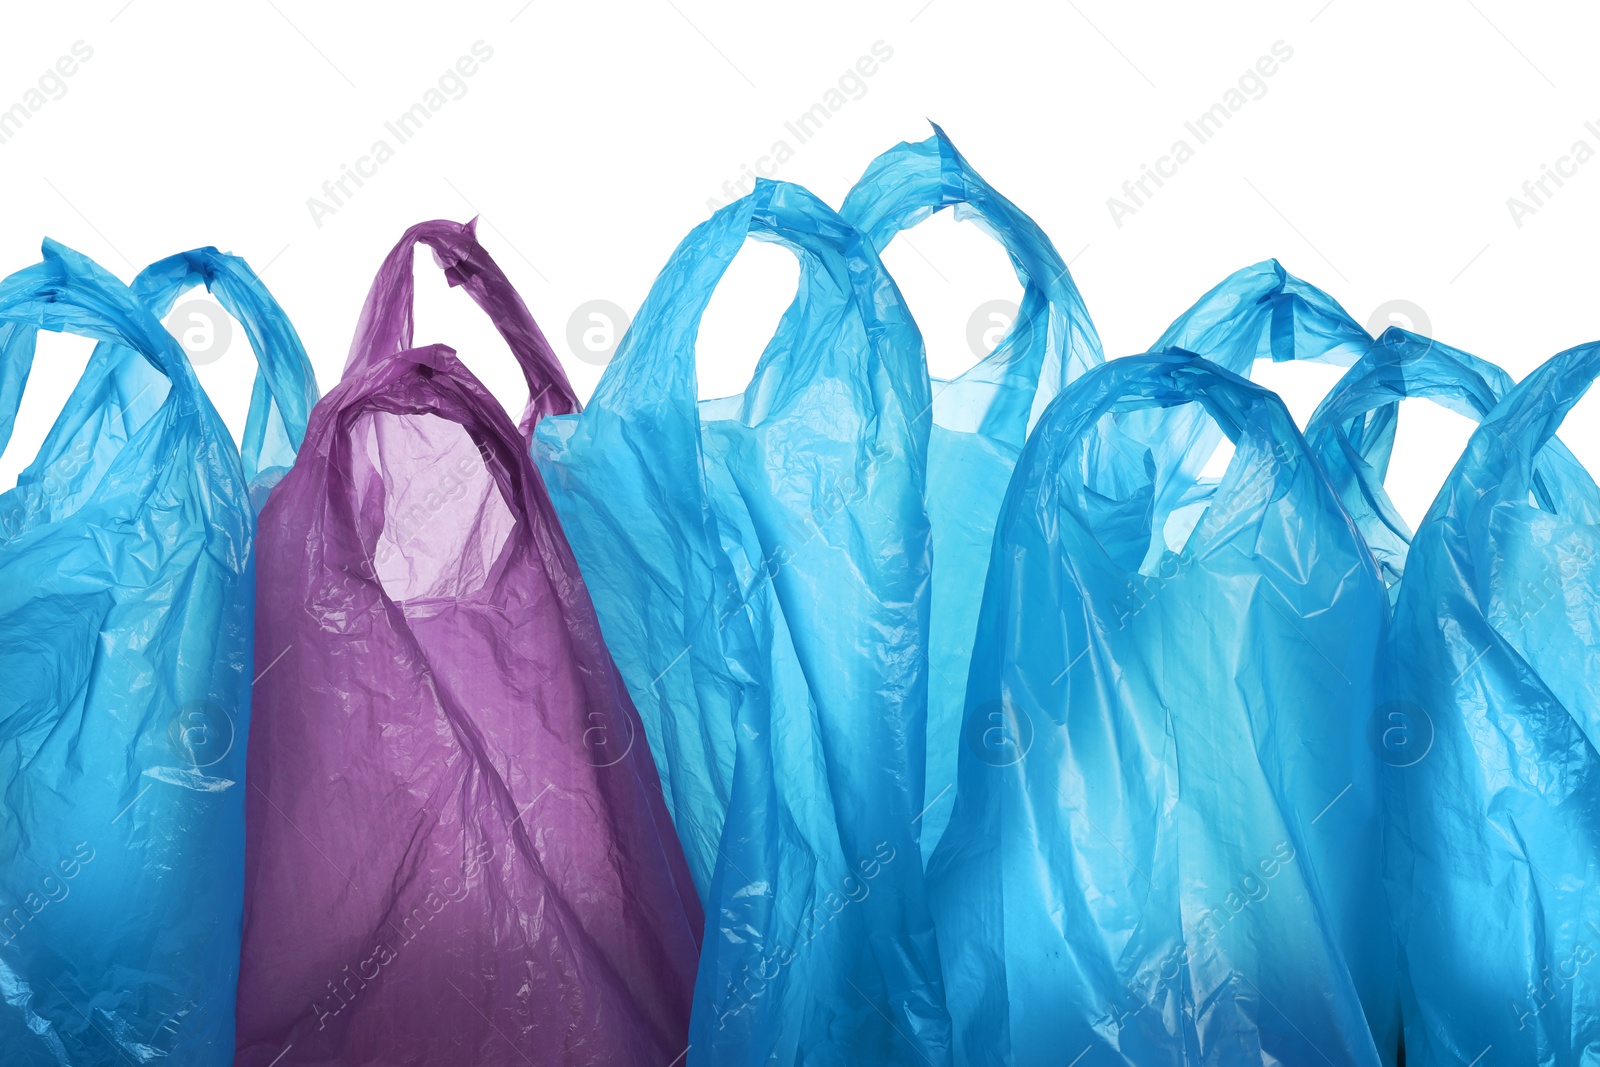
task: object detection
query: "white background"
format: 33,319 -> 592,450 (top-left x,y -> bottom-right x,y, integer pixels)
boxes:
3,0 -> 1599,526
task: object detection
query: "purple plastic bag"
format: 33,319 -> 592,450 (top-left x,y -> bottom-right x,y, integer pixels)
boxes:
234,220 -> 703,1067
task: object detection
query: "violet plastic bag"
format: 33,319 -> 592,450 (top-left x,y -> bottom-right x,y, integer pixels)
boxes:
929,353 -> 1388,1066
839,126 -> 1103,862
0,241 -> 312,1065
534,180 -> 951,1066
1380,340 -> 1600,1065
235,220 -> 702,1067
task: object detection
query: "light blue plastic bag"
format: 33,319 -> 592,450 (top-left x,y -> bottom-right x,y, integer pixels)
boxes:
0,241 -> 314,1065
929,352 -> 1388,1066
534,180 -> 950,1066
839,125 -> 1102,862
1383,339 -> 1600,1066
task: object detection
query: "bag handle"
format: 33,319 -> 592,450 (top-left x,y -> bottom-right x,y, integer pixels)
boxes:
1150,260 -> 1370,371
311,344 -> 545,589
1095,261 -> 1371,526
840,123 -> 1102,441
1024,351 -> 1308,573
1303,329 -> 1513,586
0,240 -> 202,464
130,248 -> 319,482
589,178 -> 929,430
346,219 -> 578,431
1445,339 -> 1600,534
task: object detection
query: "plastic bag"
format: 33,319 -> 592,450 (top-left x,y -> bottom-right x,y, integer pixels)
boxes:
838,125 -> 1102,862
534,181 -> 951,1066
1384,339 -> 1600,1065
929,353 -> 1388,1066
234,220 -> 702,1067
0,241 -> 312,1065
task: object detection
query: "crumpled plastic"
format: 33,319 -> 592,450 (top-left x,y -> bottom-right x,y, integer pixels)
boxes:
1381,339 -> 1600,1066
838,125 -> 1102,864
929,352 -> 1391,1066
234,220 -> 702,1067
0,240 -> 314,1065
534,181 -> 951,1066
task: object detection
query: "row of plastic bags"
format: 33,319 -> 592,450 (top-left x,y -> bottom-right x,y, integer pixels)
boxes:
0,123 -> 1596,1066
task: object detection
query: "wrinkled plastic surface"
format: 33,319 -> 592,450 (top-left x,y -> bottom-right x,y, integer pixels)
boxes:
1384,340 -> 1600,1066
839,125 -> 1102,863
0,241 -> 313,1065
235,220 -> 702,1067
929,353 -> 1390,1066
534,181 -> 951,1066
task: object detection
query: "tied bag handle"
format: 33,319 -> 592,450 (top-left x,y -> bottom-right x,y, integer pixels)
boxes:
346,218 -> 578,430
132,248 -> 319,483
590,177 -> 929,440
1304,328 -> 1591,589
840,123 -> 1103,442
0,240 -> 205,466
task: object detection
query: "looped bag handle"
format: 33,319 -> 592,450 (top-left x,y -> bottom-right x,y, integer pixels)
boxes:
347,218 -> 578,431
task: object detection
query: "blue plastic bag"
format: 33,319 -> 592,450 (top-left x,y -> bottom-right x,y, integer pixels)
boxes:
0,241 -> 314,1065
839,125 -> 1102,863
1383,340 -> 1600,1065
534,180 -> 951,1065
929,352 -> 1389,1066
